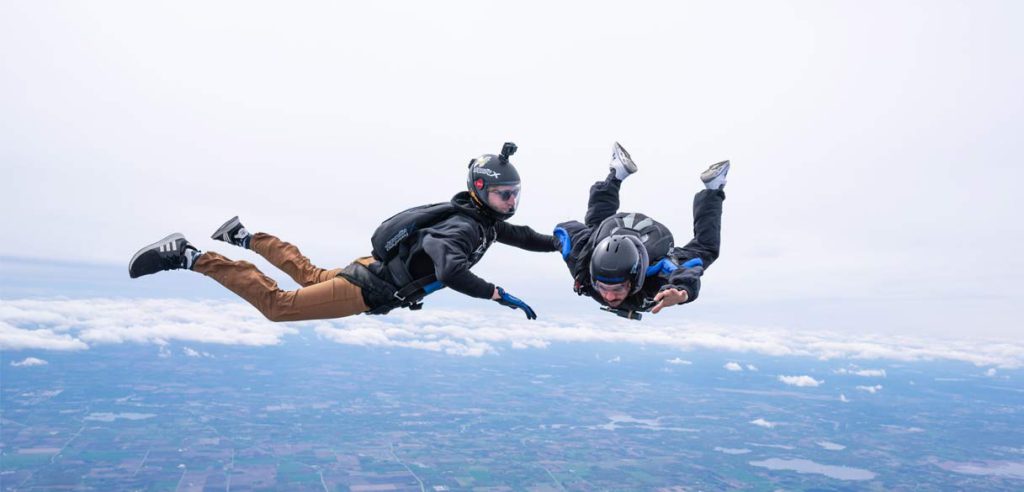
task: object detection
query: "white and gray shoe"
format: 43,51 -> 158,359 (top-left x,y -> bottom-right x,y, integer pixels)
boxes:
609,142 -> 638,181
211,216 -> 251,248
701,160 -> 730,190
128,233 -> 200,279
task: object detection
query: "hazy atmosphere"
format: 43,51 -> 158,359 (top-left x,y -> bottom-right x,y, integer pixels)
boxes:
3,2 -> 1024,490
3,2 -> 1022,340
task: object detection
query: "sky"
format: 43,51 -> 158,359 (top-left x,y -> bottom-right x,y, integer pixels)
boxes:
2,1 -> 1023,340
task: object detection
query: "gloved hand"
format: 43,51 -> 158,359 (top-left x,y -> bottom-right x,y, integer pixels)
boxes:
494,287 -> 537,320
553,227 -> 571,259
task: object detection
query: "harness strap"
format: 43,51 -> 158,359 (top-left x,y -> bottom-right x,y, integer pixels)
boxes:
392,275 -> 443,303
339,261 -> 444,315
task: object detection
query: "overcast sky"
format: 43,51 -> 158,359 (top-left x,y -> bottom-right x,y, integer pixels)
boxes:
2,1 -> 1022,339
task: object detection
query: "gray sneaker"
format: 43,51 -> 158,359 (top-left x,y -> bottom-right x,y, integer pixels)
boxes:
701,160 -> 730,190
211,216 -> 251,248
128,233 -> 198,278
609,142 -> 638,180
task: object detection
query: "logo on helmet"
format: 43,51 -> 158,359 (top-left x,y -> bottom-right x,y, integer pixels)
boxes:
473,168 -> 502,178
474,178 -> 484,190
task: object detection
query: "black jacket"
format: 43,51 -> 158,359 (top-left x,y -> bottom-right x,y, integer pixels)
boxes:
555,215 -> 705,313
387,191 -> 558,300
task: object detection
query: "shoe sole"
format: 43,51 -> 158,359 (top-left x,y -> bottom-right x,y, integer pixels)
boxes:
129,233 -> 185,278
211,216 -> 241,242
701,160 -> 730,183
613,142 -> 638,173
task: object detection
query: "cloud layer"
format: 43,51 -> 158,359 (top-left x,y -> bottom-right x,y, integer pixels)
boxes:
1,298 -> 296,351
2,298 -> 1023,369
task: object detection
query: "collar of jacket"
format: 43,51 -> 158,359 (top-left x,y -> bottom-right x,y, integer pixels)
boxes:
451,191 -> 497,226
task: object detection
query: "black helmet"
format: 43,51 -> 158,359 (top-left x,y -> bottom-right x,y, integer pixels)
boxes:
590,235 -> 649,295
467,142 -> 521,221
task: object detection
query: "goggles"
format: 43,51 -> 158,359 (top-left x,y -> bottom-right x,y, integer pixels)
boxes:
593,280 -> 630,295
488,185 -> 521,201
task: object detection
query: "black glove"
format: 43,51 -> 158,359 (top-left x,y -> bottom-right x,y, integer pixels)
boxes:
494,287 -> 537,320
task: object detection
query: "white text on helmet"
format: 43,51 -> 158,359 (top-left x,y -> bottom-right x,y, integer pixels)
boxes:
473,168 -> 501,178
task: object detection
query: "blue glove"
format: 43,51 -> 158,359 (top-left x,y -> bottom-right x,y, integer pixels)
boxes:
495,287 -> 537,320
553,227 -> 571,259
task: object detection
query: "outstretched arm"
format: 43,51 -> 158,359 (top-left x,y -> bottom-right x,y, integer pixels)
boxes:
421,225 -> 494,299
648,258 -> 704,314
421,222 -> 538,319
495,222 -> 560,252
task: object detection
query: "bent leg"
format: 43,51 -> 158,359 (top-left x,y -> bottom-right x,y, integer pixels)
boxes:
676,189 -> 725,268
584,172 -> 623,228
249,232 -> 341,287
193,251 -> 367,321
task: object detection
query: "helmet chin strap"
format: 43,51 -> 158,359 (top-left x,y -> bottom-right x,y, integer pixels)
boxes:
469,190 -> 486,209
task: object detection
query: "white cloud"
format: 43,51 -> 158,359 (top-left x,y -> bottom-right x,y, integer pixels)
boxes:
839,393 -> 850,403
10,357 -> 48,367
724,362 -> 743,372
608,356 -> 621,363
856,385 -> 883,394
2,299 -> 1024,371
882,424 -> 924,433
84,412 -> 156,422
986,368 -> 998,377
856,369 -> 886,377
835,367 -> 887,377
750,418 -> 777,429
183,347 -> 212,358
817,441 -> 846,451
746,364 -> 758,371
714,447 -> 751,455
778,375 -> 823,387
666,357 -> 692,365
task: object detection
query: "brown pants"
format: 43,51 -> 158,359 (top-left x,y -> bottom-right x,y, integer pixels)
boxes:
193,232 -> 371,322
